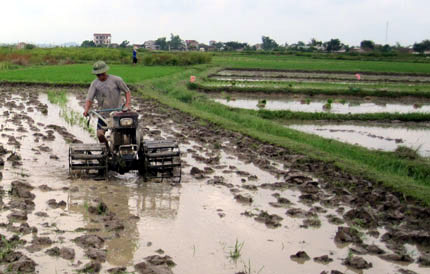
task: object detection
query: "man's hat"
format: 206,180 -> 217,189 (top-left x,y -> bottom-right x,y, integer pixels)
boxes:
92,61 -> 109,75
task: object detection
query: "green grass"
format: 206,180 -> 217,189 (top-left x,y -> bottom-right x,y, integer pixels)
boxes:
197,79 -> 430,98
213,54 -> 430,74
139,67 -> 430,204
252,109 -> 430,122
229,239 -> 244,260
0,64 -> 184,84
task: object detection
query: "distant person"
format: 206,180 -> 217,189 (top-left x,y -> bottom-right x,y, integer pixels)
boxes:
83,61 -> 131,146
132,46 -> 138,65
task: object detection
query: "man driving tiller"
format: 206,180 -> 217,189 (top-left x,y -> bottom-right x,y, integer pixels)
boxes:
83,61 -> 131,148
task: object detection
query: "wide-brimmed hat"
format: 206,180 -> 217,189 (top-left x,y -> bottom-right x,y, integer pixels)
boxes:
92,61 -> 109,75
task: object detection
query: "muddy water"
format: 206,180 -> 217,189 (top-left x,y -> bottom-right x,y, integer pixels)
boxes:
216,69 -> 430,83
288,122 -> 430,157
212,94 -> 430,113
0,87 -> 429,273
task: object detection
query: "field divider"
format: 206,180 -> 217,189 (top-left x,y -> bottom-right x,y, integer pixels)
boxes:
195,83 -> 430,98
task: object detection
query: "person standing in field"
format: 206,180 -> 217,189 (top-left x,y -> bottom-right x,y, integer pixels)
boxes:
132,46 -> 138,65
83,61 -> 131,146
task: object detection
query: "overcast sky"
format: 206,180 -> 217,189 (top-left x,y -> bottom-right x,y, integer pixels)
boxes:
1,0 -> 428,46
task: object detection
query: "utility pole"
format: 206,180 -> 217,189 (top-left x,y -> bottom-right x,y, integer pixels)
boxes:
385,21 -> 389,45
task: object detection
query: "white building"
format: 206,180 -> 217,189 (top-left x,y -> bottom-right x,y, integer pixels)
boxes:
93,33 -> 111,46
144,40 -> 160,50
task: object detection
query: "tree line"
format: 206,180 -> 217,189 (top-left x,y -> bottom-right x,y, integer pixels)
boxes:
79,34 -> 429,54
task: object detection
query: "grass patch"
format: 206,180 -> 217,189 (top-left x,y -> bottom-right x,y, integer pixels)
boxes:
213,54 -> 430,74
229,239 -> 244,260
0,64 -> 184,84
253,109 -> 430,122
47,90 -> 95,137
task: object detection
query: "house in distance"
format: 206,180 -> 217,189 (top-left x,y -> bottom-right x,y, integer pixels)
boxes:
93,33 -> 111,46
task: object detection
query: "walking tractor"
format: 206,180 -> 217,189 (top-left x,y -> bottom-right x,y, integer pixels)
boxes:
68,107 -> 181,182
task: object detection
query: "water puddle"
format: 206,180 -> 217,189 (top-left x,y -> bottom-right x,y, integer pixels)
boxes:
212,93 -> 430,113
214,69 -> 430,83
288,122 -> 430,157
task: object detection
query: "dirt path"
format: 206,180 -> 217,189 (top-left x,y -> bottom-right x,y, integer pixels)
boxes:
0,86 -> 429,273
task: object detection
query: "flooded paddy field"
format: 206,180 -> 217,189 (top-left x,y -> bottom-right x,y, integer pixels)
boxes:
287,121 -> 430,157
211,93 -> 430,113
212,69 -> 430,84
0,86 -> 430,273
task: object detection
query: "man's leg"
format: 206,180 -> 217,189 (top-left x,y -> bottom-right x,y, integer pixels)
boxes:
97,119 -> 109,149
97,129 -> 108,144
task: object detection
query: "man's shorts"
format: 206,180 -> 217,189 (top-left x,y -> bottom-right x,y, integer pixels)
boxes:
133,57 -> 138,64
97,119 -> 107,130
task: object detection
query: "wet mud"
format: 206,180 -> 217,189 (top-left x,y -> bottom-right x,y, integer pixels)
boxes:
0,86 -> 429,273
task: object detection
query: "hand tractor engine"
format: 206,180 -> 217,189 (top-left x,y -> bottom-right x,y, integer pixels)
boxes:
69,108 -> 181,182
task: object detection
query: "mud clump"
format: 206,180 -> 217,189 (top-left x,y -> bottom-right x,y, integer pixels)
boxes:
85,247 -> 107,262
7,152 -> 22,166
108,267 -> 128,273
290,251 -> 310,262
334,226 -> 363,244
343,207 -> 378,228
286,208 -> 310,218
0,144 -> 8,155
207,176 -> 233,188
302,218 -> 322,228
269,196 -> 291,208
381,229 -> 430,246
234,194 -> 253,203
73,234 -> 104,249
7,211 -> 28,222
80,261 -> 101,273
10,180 -> 35,200
34,211 -> 49,217
326,214 -> 344,225
8,222 -> 37,235
254,211 -> 283,228
45,246 -> 75,260
343,256 -> 372,269
144,255 -> 176,267
418,255 -> 430,266
135,255 -> 175,274
7,255 -> 37,273
379,253 -> 414,263
46,124 -> 81,143
38,184 -> 53,191
47,199 -> 67,208
313,255 -> 333,264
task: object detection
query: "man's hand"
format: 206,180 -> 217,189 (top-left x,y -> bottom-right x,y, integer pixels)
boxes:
122,104 -> 130,112
84,100 -> 92,117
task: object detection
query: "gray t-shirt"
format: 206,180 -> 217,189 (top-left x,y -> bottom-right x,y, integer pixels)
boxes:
86,75 -> 130,110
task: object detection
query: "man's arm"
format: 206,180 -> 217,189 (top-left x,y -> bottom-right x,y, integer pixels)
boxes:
84,81 -> 97,116
125,91 -> 131,108
83,100 -> 93,117
116,76 -> 131,109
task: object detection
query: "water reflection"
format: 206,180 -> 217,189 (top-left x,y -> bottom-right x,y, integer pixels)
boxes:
288,123 -> 430,156
214,96 -> 430,113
